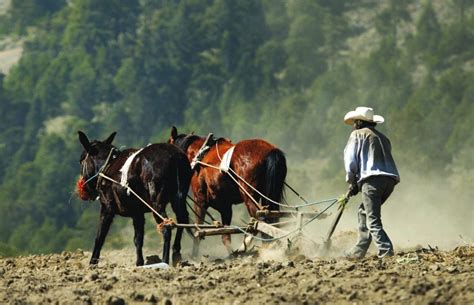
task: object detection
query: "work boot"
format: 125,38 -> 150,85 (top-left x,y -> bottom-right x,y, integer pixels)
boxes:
343,250 -> 364,260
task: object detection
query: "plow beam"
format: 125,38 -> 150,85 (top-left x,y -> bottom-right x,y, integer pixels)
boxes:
256,210 -> 327,219
194,227 -> 246,238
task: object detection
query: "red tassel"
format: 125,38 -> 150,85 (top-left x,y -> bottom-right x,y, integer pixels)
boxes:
76,176 -> 90,200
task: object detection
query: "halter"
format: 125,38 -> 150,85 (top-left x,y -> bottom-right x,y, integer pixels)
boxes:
95,147 -> 119,190
80,147 -> 119,196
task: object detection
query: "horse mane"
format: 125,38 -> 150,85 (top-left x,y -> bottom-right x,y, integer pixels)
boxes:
216,137 -> 231,144
177,134 -> 203,152
176,134 -> 232,154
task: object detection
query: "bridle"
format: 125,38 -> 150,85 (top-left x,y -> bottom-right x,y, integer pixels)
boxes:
80,147 -> 119,191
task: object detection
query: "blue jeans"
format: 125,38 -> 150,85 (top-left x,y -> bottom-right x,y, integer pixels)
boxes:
349,176 -> 396,258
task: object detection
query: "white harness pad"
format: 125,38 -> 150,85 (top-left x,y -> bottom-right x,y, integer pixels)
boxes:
219,146 -> 235,173
120,148 -> 144,188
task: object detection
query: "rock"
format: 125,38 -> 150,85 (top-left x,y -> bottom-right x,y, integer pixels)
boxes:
144,293 -> 157,302
88,273 -> 99,281
430,264 -> 440,272
73,289 -> 89,296
272,263 -> 283,272
106,296 -> 125,305
252,270 -> 264,280
410,281 -> 434,295
131,292 -> 144,301
447,266 -> 458,273
347,291 -> 358,301
163,298 -> 172,305
80,295 -> 92,305
257,262 -> 270,269
346,263 -> 356,271
178,260 -> 192,267
294,255 -> 306,263
101,283 -> 113,291
287,261 -> 295,268
145,255 -> 162,265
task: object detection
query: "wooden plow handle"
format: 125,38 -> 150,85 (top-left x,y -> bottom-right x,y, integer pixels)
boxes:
322,191 -> 351,250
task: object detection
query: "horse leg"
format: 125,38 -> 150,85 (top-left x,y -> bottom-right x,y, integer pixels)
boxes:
161,224 -> 172,265
152,189 -> 172,265
190,203 -> 206,258
132,214 -> 145,266
170,190 -> 188,266
90,210 -> 114,265
153,212 -> 172,265
220,207 -> 233,254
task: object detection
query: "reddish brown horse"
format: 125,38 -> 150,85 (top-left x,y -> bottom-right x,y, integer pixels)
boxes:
169,126 -> 287,256
77,131 -> 192,265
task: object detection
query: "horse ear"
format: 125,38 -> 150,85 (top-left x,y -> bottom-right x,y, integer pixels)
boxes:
78,131 -> 92,152
170,126 -> 178,140
104,131 -> 117,145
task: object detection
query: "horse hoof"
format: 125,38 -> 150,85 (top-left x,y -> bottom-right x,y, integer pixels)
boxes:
136,259 -> 144,266
89,258 -> 99,265
172,253 -> 182,266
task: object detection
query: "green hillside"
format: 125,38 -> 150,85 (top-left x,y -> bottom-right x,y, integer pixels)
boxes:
0,0 -> 472,255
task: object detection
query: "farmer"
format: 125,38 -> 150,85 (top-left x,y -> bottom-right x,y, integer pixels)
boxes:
343,107 -> 400,258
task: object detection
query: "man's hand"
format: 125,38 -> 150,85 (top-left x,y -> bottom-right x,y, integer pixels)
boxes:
347,183 -> 359,197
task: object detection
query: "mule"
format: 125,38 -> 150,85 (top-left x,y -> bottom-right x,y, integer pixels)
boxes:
168,126 -> 287,256
77,131 -> 192,265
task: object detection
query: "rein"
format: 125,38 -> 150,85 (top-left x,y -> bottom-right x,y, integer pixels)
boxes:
95,147 -> 119,190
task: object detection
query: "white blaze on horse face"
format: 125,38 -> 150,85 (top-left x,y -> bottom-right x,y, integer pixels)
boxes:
120,148 -> 144,191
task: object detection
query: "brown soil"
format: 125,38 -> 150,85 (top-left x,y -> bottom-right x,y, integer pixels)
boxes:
0,243 -> 472,305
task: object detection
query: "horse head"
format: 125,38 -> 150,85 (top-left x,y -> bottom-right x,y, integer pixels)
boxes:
77,130 -> 117,200
168,126 -> 202,153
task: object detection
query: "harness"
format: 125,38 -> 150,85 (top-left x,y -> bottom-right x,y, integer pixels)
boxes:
119,148 -> 144,194
190,133 -> 216,169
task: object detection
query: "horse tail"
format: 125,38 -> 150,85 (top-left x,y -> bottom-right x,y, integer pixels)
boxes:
173,153 -> 193,237
173,155 -> 191,223
262,148 -> 287,211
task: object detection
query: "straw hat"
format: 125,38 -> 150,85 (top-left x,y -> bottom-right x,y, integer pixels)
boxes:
344,107 -> 384,125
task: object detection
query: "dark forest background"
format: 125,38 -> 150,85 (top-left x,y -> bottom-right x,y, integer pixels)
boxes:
0,0 -> 472,255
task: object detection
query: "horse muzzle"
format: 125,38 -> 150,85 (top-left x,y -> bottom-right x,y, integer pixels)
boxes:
76,176 -> 97,201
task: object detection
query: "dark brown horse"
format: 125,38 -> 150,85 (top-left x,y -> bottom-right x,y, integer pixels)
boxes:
169,126 -> 287,256
77,131 -> 192,265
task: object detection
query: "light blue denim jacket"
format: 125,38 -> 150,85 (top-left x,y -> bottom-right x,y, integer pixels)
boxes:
344,127 -> 400,186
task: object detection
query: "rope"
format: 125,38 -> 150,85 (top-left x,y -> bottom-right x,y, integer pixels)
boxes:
196,151 -> 337,210
284,181 -> 309,204
229,198 -> 341,242
81,147 -> 116,187
190,133 -> 213,169
186,194 -> 218,222
214,142 -> 336,209
99,173 -> 166,222
185,199 -> 211,225
96,172 -> 346,244
95,147 -> 117,189
192,159 -> 264,210
84,144 -> 345,243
